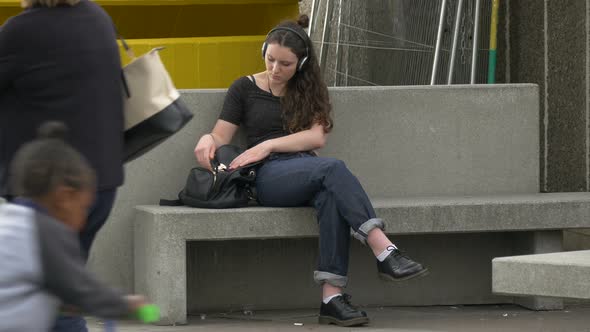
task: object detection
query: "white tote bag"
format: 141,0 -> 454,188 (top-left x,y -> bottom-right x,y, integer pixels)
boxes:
119,39 -> 193,162
122,47 -> 181,130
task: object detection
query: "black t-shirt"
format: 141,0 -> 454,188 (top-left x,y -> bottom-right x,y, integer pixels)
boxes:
219,76 -> 290,148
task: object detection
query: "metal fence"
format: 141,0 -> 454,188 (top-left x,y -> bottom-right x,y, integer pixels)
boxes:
310,0 -> 493,86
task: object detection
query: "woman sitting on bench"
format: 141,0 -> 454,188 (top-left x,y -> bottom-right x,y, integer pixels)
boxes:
194,15 -> 428,327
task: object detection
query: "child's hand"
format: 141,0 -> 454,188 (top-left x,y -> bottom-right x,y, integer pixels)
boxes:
125,295 -> 160,323
124,294 -> 148,311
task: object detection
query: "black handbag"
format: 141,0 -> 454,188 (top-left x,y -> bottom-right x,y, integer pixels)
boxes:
160,145 -> 258,209
123,96 -> 193,162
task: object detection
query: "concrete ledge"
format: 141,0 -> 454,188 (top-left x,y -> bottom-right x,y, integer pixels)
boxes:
135,193 -> 590,240
492,250 -> 590,300
135,193 -> 590,323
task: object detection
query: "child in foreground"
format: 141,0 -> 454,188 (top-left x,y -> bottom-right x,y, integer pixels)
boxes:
0,122 -> 152,332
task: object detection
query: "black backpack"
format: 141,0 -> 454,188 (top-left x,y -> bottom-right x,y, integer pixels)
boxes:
160,145 -> 258,209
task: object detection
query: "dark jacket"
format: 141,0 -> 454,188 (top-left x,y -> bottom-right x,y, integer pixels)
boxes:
0,0 -> 124,196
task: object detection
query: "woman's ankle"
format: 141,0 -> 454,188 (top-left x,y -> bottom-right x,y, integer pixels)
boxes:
367,228 -> 395,256
322,283 -> 343,299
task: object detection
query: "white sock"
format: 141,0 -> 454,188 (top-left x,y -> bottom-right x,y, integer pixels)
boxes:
323,293 -> 342,304
376,244 -> 398,262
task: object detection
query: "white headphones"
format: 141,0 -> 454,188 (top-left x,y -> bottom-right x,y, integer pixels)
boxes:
261,26 -> 310,72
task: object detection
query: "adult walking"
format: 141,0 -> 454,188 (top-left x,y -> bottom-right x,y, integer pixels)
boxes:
0,1 -> 125,331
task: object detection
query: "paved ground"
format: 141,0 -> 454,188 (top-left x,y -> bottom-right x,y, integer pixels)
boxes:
88,303 -> 590,332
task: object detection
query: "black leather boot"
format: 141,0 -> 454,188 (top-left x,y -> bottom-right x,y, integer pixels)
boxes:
318,294 -> 369,327
377,249 -> 428,281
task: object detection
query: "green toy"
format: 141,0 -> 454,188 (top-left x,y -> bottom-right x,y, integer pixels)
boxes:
135,304 -> 160,323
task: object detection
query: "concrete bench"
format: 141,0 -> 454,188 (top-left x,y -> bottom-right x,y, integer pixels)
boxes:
492,250 -> 590,300
88,84 -> 590,325
136,195 -> 590,324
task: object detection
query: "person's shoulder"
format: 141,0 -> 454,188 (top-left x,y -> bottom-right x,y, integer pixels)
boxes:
81,0 -> 110,16
0,12 -> 37,54
0,203 -> 35,228
76,0 -> 114,26
1,6 -> 48,29
228,76 -> 255,93
231,76 -> 253,87
0,12 -> 26,39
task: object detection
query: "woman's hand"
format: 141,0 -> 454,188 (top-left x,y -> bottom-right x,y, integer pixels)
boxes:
194,134 -> 216,170
229,141 -> 272,169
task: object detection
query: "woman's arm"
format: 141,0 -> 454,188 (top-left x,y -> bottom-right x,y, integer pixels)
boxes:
265,122 -> 327,153
209,120 -> 239,147
194,120 -> 239,169
229,123 -> 327,169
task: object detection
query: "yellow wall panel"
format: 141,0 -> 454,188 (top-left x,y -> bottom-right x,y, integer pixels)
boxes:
168,41 -> 199,88
1,1 -> 299,37
108,4 -> 298,38
120,36 -> 265,89
1,0 -> 297,89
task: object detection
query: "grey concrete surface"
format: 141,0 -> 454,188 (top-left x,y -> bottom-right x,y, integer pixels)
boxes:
186,233 -> 510,312
565,230 -> 590,251
320,85 -> 540,198
90,84 -> 542,295
545,1 -> 588,193
507,0 -> 590,194
136,194 -> 590,240
510,231 -> 565,310
299,0 -> 310,16
508,0 -> 590,253
120,85 -> 546,324
135,194 -> 590,323
506,0 -> 546,189
493,250 -> 590,300
87,304 -> 590,332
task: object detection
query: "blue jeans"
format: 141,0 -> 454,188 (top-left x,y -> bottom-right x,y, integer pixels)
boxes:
256,152 -> 384,288
52,189 -> 117,332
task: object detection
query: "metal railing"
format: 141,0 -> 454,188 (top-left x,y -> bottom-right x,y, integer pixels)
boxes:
309,0 -> 493,86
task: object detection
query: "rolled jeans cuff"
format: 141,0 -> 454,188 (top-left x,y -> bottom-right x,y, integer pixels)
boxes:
314,271 -> 348,288
352,218 -> 385,245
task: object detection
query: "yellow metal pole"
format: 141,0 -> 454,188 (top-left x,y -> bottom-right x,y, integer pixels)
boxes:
488,0 -> 500,83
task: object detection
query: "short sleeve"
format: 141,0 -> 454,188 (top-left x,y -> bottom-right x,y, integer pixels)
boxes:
218,77 -> 248,126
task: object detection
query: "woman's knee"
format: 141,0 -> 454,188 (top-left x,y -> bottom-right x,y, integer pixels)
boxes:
315,158 -> 347,178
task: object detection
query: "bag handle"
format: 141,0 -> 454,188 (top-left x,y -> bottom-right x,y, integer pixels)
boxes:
114,26 -> 133,98
114,26 -> 165,98
114,26 -> 135,59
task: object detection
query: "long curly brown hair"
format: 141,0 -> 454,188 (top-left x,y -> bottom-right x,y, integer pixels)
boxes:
265,15 -> 333,133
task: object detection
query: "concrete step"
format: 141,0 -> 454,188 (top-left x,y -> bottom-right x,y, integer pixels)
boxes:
492,250 -> 590,300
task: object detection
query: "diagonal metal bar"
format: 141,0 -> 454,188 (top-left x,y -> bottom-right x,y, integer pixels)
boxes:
431,0 -> 448,85
448,0 -> 465,84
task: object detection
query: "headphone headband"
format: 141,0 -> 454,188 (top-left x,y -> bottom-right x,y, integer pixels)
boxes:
265,27 -> 309,48
262,26 -> 310,72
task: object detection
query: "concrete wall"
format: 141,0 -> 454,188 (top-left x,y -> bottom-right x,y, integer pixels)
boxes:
89,85 -> 540,306
506,0 -> 590,249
